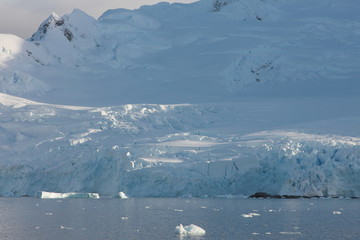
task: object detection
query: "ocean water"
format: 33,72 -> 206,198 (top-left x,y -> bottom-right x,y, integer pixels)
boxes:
0,197 -> 359,240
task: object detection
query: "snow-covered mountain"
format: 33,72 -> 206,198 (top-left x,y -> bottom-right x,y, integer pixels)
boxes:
0,0 -> 359,197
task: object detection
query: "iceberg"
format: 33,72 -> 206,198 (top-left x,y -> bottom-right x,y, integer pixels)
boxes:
174,224 -> 206,236
37,191 -> 100,199
118,192 -> 128,199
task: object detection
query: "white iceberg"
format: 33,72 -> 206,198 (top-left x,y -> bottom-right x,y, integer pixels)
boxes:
118,192 -> 128,199
38,191 -> 100,199
175,224 -> 206,236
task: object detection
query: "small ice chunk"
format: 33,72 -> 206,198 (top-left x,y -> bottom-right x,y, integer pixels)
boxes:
175,224 -> 206,236
60,225 -> 74,230
249,212 -> 260,216
279,232 -> 301,235
118,192 -> 128,199
241,212 -> 260,218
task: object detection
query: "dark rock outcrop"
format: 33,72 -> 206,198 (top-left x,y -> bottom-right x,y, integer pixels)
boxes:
249,192 -> 322,199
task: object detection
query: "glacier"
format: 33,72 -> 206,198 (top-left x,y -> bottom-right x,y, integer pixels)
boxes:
0,0 -> 360,198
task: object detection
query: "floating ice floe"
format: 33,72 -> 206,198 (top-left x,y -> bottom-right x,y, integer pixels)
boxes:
241,212 -> 261,218
175,224 -> 206,236
37,191 -> 100,199
279,232 -> 301,235
118,192 -> 128,199
60,225 -> 74,230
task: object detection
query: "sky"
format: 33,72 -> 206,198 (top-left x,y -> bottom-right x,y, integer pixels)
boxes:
0,0 -> 197,39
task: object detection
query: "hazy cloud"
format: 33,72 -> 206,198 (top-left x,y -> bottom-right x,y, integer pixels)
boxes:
0,0 -> 196,38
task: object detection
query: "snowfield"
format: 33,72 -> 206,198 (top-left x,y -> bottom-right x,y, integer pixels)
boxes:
0,0 -> 359,197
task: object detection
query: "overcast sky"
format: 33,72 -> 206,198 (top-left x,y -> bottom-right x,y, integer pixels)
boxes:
0,0 -> 196,39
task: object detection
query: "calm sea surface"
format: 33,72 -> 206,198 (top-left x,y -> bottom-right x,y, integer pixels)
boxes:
0,197 -> 359,240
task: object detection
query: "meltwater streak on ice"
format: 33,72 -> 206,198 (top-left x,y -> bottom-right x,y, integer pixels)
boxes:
0,198 -> 359,240
0,0 -> 360,197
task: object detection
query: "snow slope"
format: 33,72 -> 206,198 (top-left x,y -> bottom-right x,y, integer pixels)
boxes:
0,0 -> 359,197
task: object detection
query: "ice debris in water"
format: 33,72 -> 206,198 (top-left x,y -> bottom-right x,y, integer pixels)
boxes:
60,225 -> 74,230
174,224 -> 206,236
279,232 -> 301,235
241,212 -> 261,218
118,192 -> 128,199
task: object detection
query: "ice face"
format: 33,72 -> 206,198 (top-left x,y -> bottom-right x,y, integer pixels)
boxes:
0,92 -> 360,197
